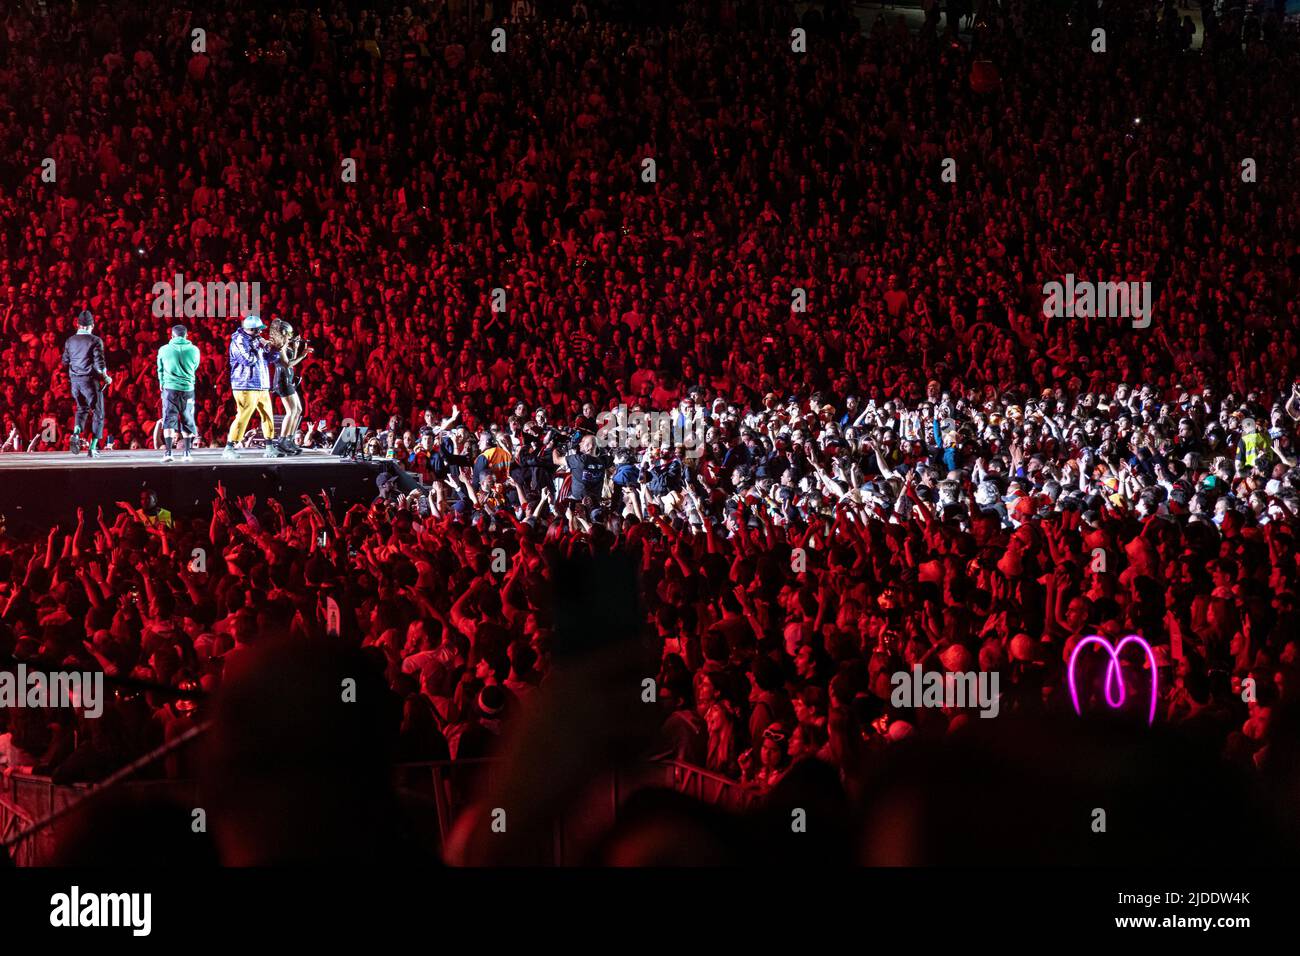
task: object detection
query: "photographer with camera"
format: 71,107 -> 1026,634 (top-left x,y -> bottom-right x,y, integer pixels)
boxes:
510,429 -> 557,498
553,432 -> 613,505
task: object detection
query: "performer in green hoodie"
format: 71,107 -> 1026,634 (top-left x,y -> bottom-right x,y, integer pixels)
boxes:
157,324 -> 201,462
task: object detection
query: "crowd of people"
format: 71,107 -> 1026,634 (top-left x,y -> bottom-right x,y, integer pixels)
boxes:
4,373 -> 1300,793
3,0 -> 1300,862
1,0 -> 1297,453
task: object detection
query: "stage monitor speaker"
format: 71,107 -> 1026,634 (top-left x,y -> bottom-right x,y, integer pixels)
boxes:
330,425 -> 369,457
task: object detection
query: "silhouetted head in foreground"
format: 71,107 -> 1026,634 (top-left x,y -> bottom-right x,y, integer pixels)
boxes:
200,636 -> 427,865
856,712 -> 1295,865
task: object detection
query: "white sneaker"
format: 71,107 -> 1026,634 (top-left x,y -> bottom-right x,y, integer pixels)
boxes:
161,451 -> 175,462
222,445 -> 239,460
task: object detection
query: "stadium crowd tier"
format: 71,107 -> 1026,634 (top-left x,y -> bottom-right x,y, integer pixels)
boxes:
0,0 -> 1297,451
2,0 -> 1300,863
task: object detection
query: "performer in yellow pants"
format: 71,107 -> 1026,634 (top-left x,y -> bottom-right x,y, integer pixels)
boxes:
223,315 -> 281,459
227,389 -> 275,444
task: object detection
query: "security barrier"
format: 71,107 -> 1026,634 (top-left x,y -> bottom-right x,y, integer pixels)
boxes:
2,756 -> 758,866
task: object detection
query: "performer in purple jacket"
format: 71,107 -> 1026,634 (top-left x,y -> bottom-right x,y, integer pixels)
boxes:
223,315 -> 280,459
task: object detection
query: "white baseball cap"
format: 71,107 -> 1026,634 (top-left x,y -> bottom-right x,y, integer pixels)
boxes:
242,315 -> 264,330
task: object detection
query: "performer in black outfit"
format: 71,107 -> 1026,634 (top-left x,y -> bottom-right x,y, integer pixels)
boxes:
60,310 -> 112,458
269,319 -> 310,454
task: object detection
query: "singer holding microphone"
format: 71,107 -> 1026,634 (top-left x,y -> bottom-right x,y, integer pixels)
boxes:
223,314 -> 280,460
268,318 -> 311,454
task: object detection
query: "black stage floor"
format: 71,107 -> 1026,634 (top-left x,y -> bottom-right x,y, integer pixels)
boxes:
0,448 -> 386,530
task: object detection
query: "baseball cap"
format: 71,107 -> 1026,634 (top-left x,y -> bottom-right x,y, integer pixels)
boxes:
242,315 -> 264,331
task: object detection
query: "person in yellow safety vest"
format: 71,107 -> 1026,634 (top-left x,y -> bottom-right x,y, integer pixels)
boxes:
474,439 -> 514,482
1236,418 -> 1272,474
118,488 -> 173,528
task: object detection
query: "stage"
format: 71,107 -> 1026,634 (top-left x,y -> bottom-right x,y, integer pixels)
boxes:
0,448 -> 388,530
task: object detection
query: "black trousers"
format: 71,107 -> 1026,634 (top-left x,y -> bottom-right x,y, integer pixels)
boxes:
161,389 -> 197,436
70,375 -> 104,440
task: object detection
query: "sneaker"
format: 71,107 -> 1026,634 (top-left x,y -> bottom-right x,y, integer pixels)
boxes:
161,451 -> 175,463
262,443 -> 281,458
221,445 -> 239,460
88,447 -> 101,459
182,450 -> 193,461
69,436 -> 81,454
